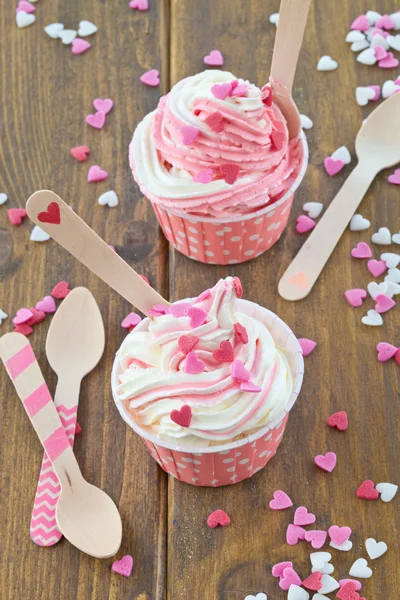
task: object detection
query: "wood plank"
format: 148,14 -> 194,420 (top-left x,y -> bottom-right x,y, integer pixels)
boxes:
0,1 -> 169,599
168,1 -> 400,599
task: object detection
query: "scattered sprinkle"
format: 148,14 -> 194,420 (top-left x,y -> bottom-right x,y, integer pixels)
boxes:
298,338 -> 316,356
71,145 -> 90,161
203,49 -> 224,66
30,225 -> 50,242
170,404 -> 192,427
88,165 -> 108,182
51,281 -> 71,299
207,509 -> 230,528
356,479 -> 379,500
98,190 -> 119,207
344,288 -> 367,307
8,208 -> 27,226
140,69 -> 160,86
314,452 -> 337,473
269,490 -> 293,510
317,56 -> 338,71
327,411 -> 348,431
112,555 -> 134,577
121,312 -> 141,329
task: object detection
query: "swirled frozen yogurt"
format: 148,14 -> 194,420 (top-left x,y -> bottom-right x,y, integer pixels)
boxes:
115,277 -> 293,447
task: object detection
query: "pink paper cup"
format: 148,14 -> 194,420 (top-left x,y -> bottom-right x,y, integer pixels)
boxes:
111,299 -> 304,487
150,133 -> 308,265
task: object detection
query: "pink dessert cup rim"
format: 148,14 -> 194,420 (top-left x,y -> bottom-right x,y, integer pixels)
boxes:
111,298 -> 304,455
150,131 -> 309,224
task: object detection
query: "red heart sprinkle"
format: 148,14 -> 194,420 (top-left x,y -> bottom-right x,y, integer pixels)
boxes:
170,405 -> 192,428
213,340 -> 234,363
356,480 -> 379,500
271,130 -> 286,151
26,308 -> 46,326
220,164 -> 240,184
38,202 -> 61,225
8,208 -> 27,226
327,411 -> 348,431
337,581 -> 360,600
233,276 -> 243,298
51,281 -> 71,299
303,572 -> 323,591
395,348 -> 400,365
70,145 -> 90,162
207,509 -> 230,528
13,323 -> 33,336
205,111 -> 224,133
178,335 -> 200,355
234,323 -> 248,344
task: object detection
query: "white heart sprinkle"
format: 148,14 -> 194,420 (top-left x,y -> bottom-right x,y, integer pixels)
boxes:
356,86 -> 375,106
386,281 -> 400,296
0,309 -> 8,325
368,281 -> 389,300
376,482 -> 398,502
349,558 -> 372,579
310,552 -> 332,570
390,12 -> 400,29
329,539 -> 353,552
244,594 -> 267,600
365,538 -> 388,560
16,11 -> 36,28
317,56 -> 338,71
269,13 -> 279,26
98,190 -> 119,208
44,22 -> 64,39
350,214 -> 370,231
370,33 -> 390,50
319,575 -> 339,595
303,202 -> 323,219
357,48 -> 377,65
0,193 -> 8,205
30,225 -> 51,242
361,309 -> 383,327
387,34 -> 400,51
366,10 -> 382,25
312,595 -> 330,600
372,227 -> 391,245
351,39 -> 370,52
381,253 -> 400,269
300,114 -> 314,129
288,585 -> 309,600
77,20 -> 98,37
58,29 -> 77,44
331,146 -> 351,165
346,30 -> 366,42
385,268 -> 400,284
392,233 -> 400,245
382,80 -> 400,99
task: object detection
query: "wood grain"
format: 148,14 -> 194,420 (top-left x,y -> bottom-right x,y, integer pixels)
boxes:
1,1 -> 399,599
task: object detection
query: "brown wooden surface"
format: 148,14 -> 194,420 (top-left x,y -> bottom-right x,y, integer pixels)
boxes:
0,1 -> 399,599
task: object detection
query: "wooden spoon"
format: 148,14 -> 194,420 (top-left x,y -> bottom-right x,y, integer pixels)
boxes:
279,92 -> 400,301
0,333 -> 122,558
270,0 -> 312,139
26,190 -> 169,314
30,287 -> 105,547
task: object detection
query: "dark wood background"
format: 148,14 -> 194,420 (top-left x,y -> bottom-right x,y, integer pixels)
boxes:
1,1 -> 399,598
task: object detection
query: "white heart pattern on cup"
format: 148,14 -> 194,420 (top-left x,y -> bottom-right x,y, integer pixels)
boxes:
361,309 -> 383,326
376,482 -> 398,502
317,56 -> 338,71
30,225 -> 51,242
350,214 -> 370,231
331,146 -> 351,165
98,190 -> 119,208
303,202 -> 323,219
365,537 -> 388,560
349,558 -> 372,579
372,227 -> 391,245
78,20 -> 98,36
16,11 -> 36,28
44,22 -> 64,38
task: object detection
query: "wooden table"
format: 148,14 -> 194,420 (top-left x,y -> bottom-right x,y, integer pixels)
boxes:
1,1 -> 399,598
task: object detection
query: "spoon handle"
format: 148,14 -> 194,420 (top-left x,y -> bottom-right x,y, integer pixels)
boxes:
270,0 -> 312,92
278,162 -> 377,300
26,190 -> 169,314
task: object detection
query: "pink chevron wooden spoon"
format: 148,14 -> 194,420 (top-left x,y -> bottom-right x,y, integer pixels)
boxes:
0,333 -> 121,558
30,287 -> 105,547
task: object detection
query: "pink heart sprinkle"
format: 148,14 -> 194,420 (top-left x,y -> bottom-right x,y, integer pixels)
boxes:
129,0 -> 149,9
375,293 -> 396,314
305,530 -> 327,549
71,38 -> 91,55
85,112 -> 106,129
376,14 -> 394,30
298,338 -> 316,357
121,312 -> 142,329
93,98 -> 113,114
344,288 -> 367,307
314,452 -> 337,473
374,45 -> 388,61
372,27 -> 389,38
286,524 -> 306,546
269,490 -> 293,510
376,341 -> 398,362
294,506 -> 316,527
203,49 -> 224,66
187,306 -> 207,328
351,242 -> 372,259
351,15 -> 370,31
328,525 -> 352,546
230,83 -> 248,97
36,296 -> 56,313
388,169 -> 400,185
180,125 -> 200,145
240,381 -> 261,393
195,289 -> 211,303
150,303 -> 170,315
140,69 -> 160,86
184,351 -> 205,374
378,52 -> 399,69
211,82 -> 232,100
193,169 -> 213,183
272,561 -> 293,578
112,555 -> 133,577
279,567 -> 302,591
88,165 -> 108,182
324,157 -> 345,176
231,359 -> 250,382
296,215 -> 316,234
367,259 -> 387,277
13,308 -> 33,325
169,302 -> 191,318
17,0 -> 35,13
369,85 -> 381,102
339,579 -> 362,592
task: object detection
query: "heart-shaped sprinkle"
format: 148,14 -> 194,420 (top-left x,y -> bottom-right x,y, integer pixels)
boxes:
13,308 -> 33,325
383,80 -> 400,98
211,82 -> 232,100
170,405 -> 192,427
195,289 -> 211,303
367,259 -> 387,277
381,252 -> 400,268
30,225 -> 50,242
272,561 -> 293,577
44,22 -> 64,38
327,411 -> 348,431
344,289 -> 367,307
180,125 -> 200,146
279,567 -> 302,590
14,323 -> 33,336
387,281 -> 400,296
351,39 -> 369,52
140,69 -> 160,86
269,13 -> 279,25
88,165 -> 108,182
16,11 -> 35,28
187,306 -> 207,328
376,14 -> 394,29
331,146 -> 351,165
86,112 -> 106,129
220,164 -> 240,184
71,145 -> 90,161
269,490 -> 293,510
77,20 -> 97,36
261,85 -> 273,106
287,585 -> 310,600
184,351 -> 205,374
112,555 -> 133,577
376,482 -> 398,502
303,572 -> 323,591
330,539 -> 353,552
314,452 -> 337,473
59,29 -> 77,44
357,47 -> 377,65
169,302 -> 191,318
121,312 -> 141,329
372,226 -> 391,245
230,83 -> 247,97
338,579 -> 362,592
310,552 -> 333,574
350,214 -> 370,231
357,480 -> 379,500
365,537 -> 387,560
368,85 -> 381,101
93,98 -> 113,114
375,293 -> 395,313
349,559 -> 372,579
231,359 -> 250,382
328,525 -> 352,546
317,56 -> 338,71
233,276 -> 243,298
286,524 -> 306,545
367,281 -> 388,299
0,309 -> 8,325
193,169 -> 213,183
346,30 -> 366,42
393,232 -> 400,244
303,202 -> 323,219
0,192 -> 8,205
361,309 -> 383,326
148,303 -> 169,316
374,45 -> 388,60
319,575 -> 339,595
178,335 -> 199,355
207,509 -> 230,528
294,506 -> 316,526
8,208 -> 27,226
300,114 -> 314,129
324,157 -> 344,176
385,267 -> 400,283
205,111 -> 224,133
387,34 -> 400,51
240,381 -> 261,393
376,341 -> 398,362
234,322 -> 248,344
351,15 -> 370,31
271,130 -> 286,151
213,340 -> 234,363
337,582 -> 360,600
98,190 -> 119,208
379,51 -> 399,68
388,169 -> 400,185
26,308 -> 46,326
17,0 -> 35,13
298,338 -> 316,357
51,281 -> 71,299
296,215 -> 316,234
305,530 -> 328,549
244,595 -> 267,600
351,242 -> 372,259
203,49 -> 224,66
36,296 -> 56,313
129,0 -> 149,9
